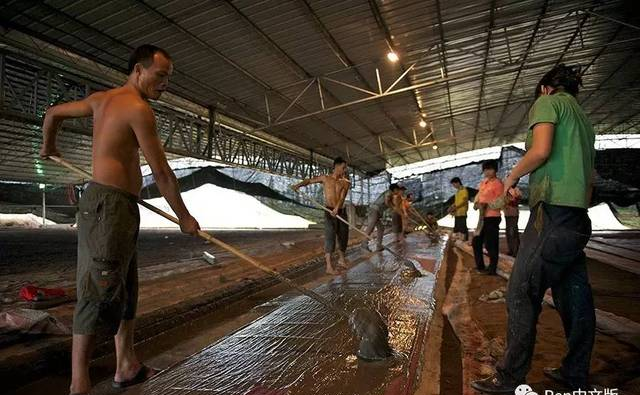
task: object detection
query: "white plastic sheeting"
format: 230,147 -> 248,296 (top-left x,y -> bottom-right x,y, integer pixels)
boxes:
139,183 -> 312,229
437,203 -> 628,231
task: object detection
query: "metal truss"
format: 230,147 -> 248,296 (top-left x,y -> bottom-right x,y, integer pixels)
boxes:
0,49 -> 332,181
256,63 -> 427,131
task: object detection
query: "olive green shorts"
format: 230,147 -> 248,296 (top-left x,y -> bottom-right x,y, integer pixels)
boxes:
73,182 -> 140,336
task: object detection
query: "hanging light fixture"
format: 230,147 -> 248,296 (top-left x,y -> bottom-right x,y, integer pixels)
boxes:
432,144 -> 438,150
419,119 -> 427,128
387,51 -> 399,62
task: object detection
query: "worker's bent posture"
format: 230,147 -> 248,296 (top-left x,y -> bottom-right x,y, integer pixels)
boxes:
292,157 -> 351,275
361,183 -> 401,251
424,211 -> 439,236
40,45 -> 201,395
472,64 -> 596,393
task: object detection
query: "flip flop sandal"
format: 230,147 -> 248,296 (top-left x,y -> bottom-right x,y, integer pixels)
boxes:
112,365 -> 158,389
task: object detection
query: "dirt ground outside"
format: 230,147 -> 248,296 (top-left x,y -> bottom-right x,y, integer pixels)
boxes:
460,246 -> 640,394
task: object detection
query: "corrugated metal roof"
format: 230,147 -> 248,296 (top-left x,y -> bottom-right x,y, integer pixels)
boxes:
1,0 -> 638,180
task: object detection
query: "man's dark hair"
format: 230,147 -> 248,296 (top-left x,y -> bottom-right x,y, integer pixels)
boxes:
482,160 -> 498,171
128,44 -> 172,74
450,177 -> 462,184
333,156 -> 347,166
426,211 -> 435,216
535,64 -> 582,98
390,183 -> 400,191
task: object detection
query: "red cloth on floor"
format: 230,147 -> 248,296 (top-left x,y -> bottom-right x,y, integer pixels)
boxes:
19,285 -> 66,302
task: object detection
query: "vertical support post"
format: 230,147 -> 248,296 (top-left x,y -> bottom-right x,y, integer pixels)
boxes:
207,106 -> 215,159
348,169 -> 353,203
0,54 -> 5,111
32,71 -> 38,115
41,186 -> 46,228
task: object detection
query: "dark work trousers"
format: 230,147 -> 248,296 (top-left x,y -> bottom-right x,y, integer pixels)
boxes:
505,215 -> 520,256
323,208 -> 349,254
453,216 -> 469,241
472,216 -> 501,273
496,203 -> 595,389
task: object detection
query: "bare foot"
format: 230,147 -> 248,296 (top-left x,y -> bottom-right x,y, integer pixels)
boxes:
326,266 -> 339,275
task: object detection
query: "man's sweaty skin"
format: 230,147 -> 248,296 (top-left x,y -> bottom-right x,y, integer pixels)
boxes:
40,49 -> 200,395
40,52 -> 198,234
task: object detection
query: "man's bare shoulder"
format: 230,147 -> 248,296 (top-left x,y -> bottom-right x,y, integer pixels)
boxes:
102,88 -> 152,116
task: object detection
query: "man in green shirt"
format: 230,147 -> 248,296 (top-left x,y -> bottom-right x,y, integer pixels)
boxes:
473,64 -> 596,393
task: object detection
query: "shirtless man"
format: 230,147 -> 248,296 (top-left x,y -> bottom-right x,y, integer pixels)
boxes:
292,157 -> 351,274
39,45 -> 200,395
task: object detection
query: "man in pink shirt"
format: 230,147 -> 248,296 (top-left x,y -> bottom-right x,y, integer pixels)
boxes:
472,160 -> 504,275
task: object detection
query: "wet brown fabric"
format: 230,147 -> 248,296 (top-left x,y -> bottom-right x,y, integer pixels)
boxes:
73,182 -> 140,336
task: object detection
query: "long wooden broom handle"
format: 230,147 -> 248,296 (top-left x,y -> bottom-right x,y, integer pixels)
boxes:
48,156 -> 350,319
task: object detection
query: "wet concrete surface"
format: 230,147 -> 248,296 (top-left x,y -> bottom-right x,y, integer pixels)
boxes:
1,227 -> 364,392
137,233 -> 448,395
6,263 -> 338,395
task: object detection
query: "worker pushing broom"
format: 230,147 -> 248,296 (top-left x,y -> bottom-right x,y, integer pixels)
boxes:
40,45 -> 199,395
291,157 -> 352,275
40,45 -> 398,395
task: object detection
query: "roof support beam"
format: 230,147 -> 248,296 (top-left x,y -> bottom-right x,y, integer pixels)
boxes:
366,0 -> 426,160
296,0 -> 417,164
135,0 -> 387,169
222,0 -> 412,166
472,0 -> 496,150
493,9 -> 591,147
434,0 -> 455,156
488,0 -> 548,147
